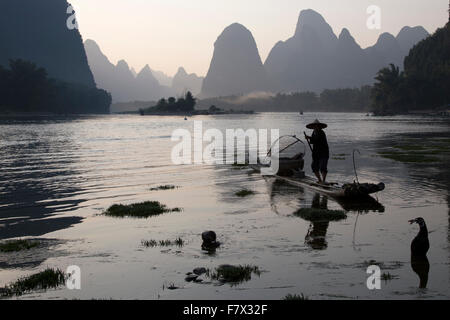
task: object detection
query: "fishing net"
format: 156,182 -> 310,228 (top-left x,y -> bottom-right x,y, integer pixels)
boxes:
268,135 -> 306,160
262,135 -> 306,176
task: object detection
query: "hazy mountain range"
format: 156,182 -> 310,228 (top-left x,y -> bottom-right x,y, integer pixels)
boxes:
0,2 -> 430,106
201,9 -> 429,97
84,40 -> 204,102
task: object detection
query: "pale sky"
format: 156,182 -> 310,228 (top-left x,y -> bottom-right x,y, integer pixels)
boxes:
70,0 -> 448,77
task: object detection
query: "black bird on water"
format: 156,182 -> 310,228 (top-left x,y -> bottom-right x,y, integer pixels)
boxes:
409,217 -> 430,256
409,217 -> 430,288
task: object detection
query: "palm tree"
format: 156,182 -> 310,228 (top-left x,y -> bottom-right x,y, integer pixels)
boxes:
371,64 -> 404,114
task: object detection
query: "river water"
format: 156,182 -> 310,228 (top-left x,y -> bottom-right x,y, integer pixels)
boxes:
0,113 -> 449,299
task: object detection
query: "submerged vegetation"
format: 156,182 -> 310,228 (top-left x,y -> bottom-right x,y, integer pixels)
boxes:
378,138 -> 450,163
141,237 -> 184,248
0,268 -> 66,297
208,265 -> 261,285
378,152 -> 439,163
293,208 -> 347,221
332,153 -> 348,161
103,201 -> 181,218
235,189 -> 255,197
0,239 -> 40,252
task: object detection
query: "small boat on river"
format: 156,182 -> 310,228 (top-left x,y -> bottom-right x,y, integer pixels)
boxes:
250,135 -> 385,199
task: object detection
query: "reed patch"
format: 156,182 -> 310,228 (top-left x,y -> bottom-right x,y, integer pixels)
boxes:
0,268 -> 66,297
283,293 -> 309,300
150,185 -> 178,191
207,265 -> 260,285
141,238 -> 184,248
103,201 -> 181,218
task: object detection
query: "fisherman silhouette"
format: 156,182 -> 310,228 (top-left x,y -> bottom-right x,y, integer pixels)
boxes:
305,119 -> 329,184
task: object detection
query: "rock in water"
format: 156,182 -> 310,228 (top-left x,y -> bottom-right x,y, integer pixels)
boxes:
202,231 -> 217,243
193,267 -> 207,276
185,274 -> 198,282
201,231 -> 221,251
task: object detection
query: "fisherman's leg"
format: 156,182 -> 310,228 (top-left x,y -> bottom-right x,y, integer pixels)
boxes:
320,158 -> 328,183
321,171 -> 327,183
311,154 -> 322,183
311,156 -> 321,183
314,171 -> 322,183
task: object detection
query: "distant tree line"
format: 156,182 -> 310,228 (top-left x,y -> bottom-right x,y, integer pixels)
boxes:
276,87 -> 372,112
0,59 -> 111,114
197,86 -> 373,112
140,91 -> 196,114
371,22 -> 449,115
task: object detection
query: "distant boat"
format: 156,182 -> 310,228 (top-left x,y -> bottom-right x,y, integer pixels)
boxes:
184,117 -> 188,120
299,111 -> 304,115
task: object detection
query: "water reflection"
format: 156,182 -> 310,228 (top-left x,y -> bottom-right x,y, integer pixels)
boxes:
267,179 -> 305,215
376,131 -> 449,289
336,196 -> 384,213
0,118 -> 85,239
304,194 -> 331,250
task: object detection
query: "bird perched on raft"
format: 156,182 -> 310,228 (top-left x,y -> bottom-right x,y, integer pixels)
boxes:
409,217 -> 430,256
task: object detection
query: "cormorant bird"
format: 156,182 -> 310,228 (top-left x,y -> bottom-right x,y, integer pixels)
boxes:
409,217 -> 430,288
411,255 -> 430,289
409,217 -> 430,256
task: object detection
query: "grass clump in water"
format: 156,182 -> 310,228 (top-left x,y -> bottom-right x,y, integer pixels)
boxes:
208,265 -> 260,284
174,237 -> 184,247
150,185 -> 178,191
293,208 -> 347,221
235,189 -> 255,197
141,239 -> 158,247
0,268 -> 66,297
283,293 -> 309,300
141,237 -> 184,248
381,272 -> 398,281
0,239 -> 40,252
103,201 -> 181,218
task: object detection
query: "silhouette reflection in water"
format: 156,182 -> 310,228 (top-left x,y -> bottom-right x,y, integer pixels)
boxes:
305,194 -> 331,250
266,178 -> 384,251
